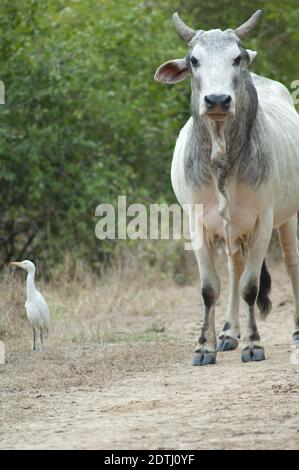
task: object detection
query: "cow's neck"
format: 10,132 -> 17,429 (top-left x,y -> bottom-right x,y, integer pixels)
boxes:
192,71 -> 260,255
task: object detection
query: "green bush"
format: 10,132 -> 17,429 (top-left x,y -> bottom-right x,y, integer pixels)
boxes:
0,0 -> 298,272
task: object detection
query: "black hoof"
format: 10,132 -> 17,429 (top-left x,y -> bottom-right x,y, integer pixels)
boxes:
242,345 -> 265,363
192,351 -> 216,366
292,332 -> 299,346
241,348 -> 252,362
217,336 -> 238,352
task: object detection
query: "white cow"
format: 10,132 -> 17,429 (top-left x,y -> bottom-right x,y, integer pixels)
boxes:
155,10 -> 299,365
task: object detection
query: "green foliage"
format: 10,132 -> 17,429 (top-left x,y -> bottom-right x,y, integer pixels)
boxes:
0,0 -> 298,271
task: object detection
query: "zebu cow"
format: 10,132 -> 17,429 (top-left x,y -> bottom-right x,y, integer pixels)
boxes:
155,10 -> 299,365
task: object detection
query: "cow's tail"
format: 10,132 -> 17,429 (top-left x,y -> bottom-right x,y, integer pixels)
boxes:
257,259 -> 272,319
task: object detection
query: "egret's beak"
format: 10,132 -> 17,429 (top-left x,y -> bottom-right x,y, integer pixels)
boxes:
10,261 -> 24,268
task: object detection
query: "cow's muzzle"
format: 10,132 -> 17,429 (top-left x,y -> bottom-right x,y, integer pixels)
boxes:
203,94 -> 234,121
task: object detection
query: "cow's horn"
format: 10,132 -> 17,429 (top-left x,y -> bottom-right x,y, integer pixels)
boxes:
235,10 -> 263,39
173,12 -> 196,43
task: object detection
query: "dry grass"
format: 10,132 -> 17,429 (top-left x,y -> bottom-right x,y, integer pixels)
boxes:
0,270 -> 27,340
0,253 -> 193,411
1,248 -> 299,449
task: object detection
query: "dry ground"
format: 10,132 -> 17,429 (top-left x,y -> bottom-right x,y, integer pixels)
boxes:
0,255 -> 298,449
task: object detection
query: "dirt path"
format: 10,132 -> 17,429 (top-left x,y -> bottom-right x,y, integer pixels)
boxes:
1,263 -> 299,449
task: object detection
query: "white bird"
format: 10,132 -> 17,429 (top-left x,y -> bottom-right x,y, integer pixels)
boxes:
10,260 -> 50,351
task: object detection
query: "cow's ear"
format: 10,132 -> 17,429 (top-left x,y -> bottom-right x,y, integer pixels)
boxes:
154,59 -> 188,84
246,49 -> 257,64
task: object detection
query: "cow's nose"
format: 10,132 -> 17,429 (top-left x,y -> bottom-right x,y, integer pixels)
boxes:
204,94 -> 232,111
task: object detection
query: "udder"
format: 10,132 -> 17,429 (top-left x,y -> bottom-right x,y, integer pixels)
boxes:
202,202 -> 258,252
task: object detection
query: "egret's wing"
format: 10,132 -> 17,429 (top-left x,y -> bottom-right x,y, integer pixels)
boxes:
25,301 -> 41,327
29,291 -> 51,333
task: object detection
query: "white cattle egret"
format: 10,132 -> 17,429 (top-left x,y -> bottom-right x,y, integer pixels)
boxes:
10,260 -> 50,351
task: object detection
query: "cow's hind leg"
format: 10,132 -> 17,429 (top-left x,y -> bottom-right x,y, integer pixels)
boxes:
278,215 -> 299,345
217,250 -> 244,351
240,212 -> 273,362
193,229 -> 220,366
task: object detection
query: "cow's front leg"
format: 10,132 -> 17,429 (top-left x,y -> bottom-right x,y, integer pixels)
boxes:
217,250 -> 244,351
240,213 -> 273,362
193,229 -> 220,366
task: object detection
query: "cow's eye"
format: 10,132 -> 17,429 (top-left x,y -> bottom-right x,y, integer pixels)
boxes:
233,55 -> 242,66
190,56 -> 199,67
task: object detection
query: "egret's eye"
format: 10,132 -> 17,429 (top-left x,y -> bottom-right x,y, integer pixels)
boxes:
233,55 -> 242,66
190,56 -> 199,67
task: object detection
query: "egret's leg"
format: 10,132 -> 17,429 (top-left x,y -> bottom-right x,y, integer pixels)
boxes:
40,328 -> 45,352
32,328 -> 36,351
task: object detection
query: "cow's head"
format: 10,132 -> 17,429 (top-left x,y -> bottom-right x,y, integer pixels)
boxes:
155,10 -> 261,122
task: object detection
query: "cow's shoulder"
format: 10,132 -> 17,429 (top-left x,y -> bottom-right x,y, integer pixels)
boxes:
251,73 -> 294,107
